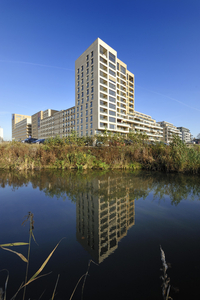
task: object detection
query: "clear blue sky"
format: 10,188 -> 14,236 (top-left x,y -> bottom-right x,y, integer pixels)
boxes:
0,0 -> 199,140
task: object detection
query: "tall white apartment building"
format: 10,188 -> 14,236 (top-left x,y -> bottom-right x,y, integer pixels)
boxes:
75,38 -> 163,141
177,127 -> 191,143
75,38 -> 135,137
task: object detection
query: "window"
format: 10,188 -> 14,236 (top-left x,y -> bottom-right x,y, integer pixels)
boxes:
90,123 -> 93,128
77,68 -> 79,74
91,87 -> 93,93
121,66 -> 126,74
91,73 -> 93,79
117,63 -> 119,70
87,69 -> 89,74
81,131 -> 83,137
77,107 -> 79,112
77,119 -> 79,124
109,82 -> 115,90
81,72 -> 83,78
81,118 -> 83,124
86,103 -> 88,109
82,92 -> 84,97
109,89 -> 116,96
87,62 -> 89,67
90,108 -> 93,114
77,75 -> 79,80
91,94 -> 94,100
91,51 -> 93,57
81,125 -> 83,130
86,110 -> 88,116
91,58 -> 93,64
109,69 -> 115,77
78,94 -> 80,99
109,110 -> 116,116
109,103 -> 116,109
81,98 -> 84,104
77,113 -> 79,118
90,130 -> 93,135
91,80 -> 93,86
87,82 -> 89,88
86,123 -> 88,129
81,112 -> 83,117
86,117 -> 88,123
81,65 -> 84,71
87,96 -> 89,102
109,117 -> 116,122
81,85 -> 84,91
86,55 -> 89,61
90,102 -> 93,107
90,116 -> 93,121
109,52 -> 116,63
110,124 -> 115,129
77,88 -> 80,93
81,79 -> 84,84
109,96 -> 115,103
77,100 -> 80,105
86,130 -> 88,136
77,81 -> 79,86
87,75 -> 89,81
87,89 -> 89,95
91,65 -> 93,72
81,105 -> 83,111
109,62 -> 115,70
77,125 -> 79,130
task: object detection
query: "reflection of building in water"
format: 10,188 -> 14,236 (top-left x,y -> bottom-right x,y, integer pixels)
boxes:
76,177 -> 135,263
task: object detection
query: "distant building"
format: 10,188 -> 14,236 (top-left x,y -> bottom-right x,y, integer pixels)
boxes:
157,121 -> 182,143
31,111 -> 44,139
0,127 -> 3,142
12,114 -> 31,140
177,127 -> 191,143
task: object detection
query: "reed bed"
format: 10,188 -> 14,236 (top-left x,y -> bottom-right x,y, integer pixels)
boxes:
0,134 -> 200,173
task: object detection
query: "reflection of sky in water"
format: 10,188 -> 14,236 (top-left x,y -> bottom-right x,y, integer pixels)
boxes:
0,170 -> 200,300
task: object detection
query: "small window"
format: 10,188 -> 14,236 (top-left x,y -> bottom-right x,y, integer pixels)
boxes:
109,52 -> 116,63
91,58 -> 93,64
81,118 -> 83,124
86,103 -> 88,109
87,96 -> 89,101
87,75 -> 89,81
81,79 -> 84,84
77,75 -> 79,80
91,80 -> 93,86
91,94 -> 94,100
86,55 -> 89,61
81,131 -> 83,137
77,88 -> 80,93
87,82 -> 89,88
91,51 -> 93,57
81,98 -> 84,104
91,73 -> 93,79
77,125 -> 79,130
87,89 -> 89,95
81,85 -> 84,91
77,81 -> 80,86
90,122 -> 93,128
81,72 -> 83,78
90,130 -> 93,135
81,65 -> 84,71
78,100 -> 80,105
86,123 -> 88,129
81,125 -> 83,130
87,69 -> 89,74
82,92 -> 84,97
77,113 -> 79,118
81,105 -> 83,111
90,108 -> 93,114
77,68 -> 80,74
90,102 -> 93,107
87,61 -> 89,68
78,94 -> 80,99
91,66 -> 93,72
91,87 -> 93,93
90,115 -> 93,122
86,117 -> 88,123
81,112 -> 83,117
86,110 -> 88,116
77,119 -> 79,124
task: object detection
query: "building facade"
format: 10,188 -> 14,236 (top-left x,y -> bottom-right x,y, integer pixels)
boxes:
12,114 -> 32,140
177,127 -> 191,143
157,121 -> 182,143
0,127 -> 3,142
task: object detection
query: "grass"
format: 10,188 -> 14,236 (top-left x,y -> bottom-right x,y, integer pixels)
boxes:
0,134 -> 200,173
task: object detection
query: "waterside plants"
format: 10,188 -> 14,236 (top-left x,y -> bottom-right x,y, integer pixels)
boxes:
0,133 -> 199,173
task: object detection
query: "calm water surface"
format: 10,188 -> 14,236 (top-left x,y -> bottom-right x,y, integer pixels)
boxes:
0,170 -> 200,300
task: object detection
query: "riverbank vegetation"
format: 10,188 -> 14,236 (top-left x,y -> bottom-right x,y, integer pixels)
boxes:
0,132 -> 200,173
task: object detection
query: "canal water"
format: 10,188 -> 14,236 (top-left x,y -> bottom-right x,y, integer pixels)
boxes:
0,170 -> 200,300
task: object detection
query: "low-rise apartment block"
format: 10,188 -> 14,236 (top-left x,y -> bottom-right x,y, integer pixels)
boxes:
177,127 -> 191,143
157,121 -> 182,143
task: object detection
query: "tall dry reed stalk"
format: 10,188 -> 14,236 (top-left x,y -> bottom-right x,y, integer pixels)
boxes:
160,245 -> 172,300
